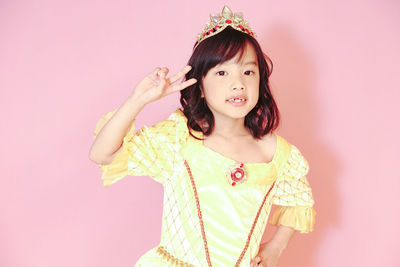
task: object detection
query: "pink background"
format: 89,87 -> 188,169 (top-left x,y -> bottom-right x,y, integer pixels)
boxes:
1,0 -> 399,266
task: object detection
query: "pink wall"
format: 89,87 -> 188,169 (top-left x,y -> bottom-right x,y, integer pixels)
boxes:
1,0 -> 399,266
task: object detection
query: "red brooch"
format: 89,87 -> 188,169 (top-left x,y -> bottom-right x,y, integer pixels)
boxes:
227,163 -> 247,186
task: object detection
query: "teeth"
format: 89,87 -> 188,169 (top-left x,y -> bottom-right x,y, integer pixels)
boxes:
229,98 -> 245,102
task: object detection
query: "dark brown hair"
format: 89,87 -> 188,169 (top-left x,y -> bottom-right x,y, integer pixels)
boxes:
180,26 -> 280,139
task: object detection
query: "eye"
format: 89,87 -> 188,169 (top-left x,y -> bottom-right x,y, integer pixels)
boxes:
216,71 -> 227,76
244,70 -> 255,75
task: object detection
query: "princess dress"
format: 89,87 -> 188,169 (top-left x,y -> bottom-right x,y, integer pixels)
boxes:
93,109 -> 316,267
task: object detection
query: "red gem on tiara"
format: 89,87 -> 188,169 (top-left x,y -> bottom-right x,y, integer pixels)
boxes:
245,28 -> 249,33
225,19 -> 232,24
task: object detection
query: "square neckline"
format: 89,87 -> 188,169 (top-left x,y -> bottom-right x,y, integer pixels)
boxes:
191,130 -> 280,166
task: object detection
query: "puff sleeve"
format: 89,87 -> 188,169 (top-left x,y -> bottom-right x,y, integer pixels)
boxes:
93,109 -> 183,187
269,144 -> 316,233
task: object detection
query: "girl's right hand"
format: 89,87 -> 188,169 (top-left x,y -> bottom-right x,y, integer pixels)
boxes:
131,65 -> 197,105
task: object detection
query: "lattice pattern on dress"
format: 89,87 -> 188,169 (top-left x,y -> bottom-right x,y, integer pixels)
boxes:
268,144 -> 316,233
94,109 -> 207,265
161,172 -> 207,266
93,109 -> 187,186
272,144 -> 314,207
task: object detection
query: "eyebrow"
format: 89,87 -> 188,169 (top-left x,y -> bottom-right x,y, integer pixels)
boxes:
241,61 -> 258,66
216,60 -> 258,68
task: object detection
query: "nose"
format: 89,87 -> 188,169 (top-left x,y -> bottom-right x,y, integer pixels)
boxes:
233,85 -> 244,90
232,75 -> 245,91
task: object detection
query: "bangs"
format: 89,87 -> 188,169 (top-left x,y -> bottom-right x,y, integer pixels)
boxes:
192,26 -> 252,78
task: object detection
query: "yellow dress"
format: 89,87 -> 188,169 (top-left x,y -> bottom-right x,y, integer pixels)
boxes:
93,109 -> 316,267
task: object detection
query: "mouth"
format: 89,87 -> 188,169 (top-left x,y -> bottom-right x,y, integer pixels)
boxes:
226,96 -> 247,104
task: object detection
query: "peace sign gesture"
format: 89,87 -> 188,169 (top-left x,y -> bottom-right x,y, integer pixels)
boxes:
132,65 -> 197,105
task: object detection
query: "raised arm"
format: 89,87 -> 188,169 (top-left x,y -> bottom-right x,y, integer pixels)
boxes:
88,65 -> 197,165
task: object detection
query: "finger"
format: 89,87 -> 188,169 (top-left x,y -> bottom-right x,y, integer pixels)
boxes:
152,67 -> 161,74
149,67 -> 161,78
158,76 -> 167,91
169,78 -> 197,92
158,67 -> 169,78
250,256 -> 261,266
169,65 -> 193,84
145,67 -> 162,84
161,67 -> 169,76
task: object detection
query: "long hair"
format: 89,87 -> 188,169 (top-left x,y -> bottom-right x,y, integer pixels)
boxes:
180,26 -> 280,139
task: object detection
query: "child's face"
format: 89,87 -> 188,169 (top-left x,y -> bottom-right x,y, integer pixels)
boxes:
201,42 -> 260,121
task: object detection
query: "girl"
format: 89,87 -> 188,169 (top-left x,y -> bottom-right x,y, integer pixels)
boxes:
89,6 -> 316,267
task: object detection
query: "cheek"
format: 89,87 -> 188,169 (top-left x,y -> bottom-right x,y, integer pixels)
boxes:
202,81 -> 219,98
203,90 -> 219,104
250,79 -> 260,91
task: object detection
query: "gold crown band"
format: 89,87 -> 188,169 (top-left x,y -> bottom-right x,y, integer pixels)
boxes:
195,5 -> 257,49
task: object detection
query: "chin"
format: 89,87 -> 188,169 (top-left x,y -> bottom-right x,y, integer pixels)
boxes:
209,102 -> 257,120
226,108 -> 253,119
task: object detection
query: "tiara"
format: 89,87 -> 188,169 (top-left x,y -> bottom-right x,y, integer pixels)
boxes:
195,5 -> 257,49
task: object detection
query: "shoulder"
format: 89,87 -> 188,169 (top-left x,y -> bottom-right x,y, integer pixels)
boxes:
274,134 -> 309,178
145,109 -> 189,143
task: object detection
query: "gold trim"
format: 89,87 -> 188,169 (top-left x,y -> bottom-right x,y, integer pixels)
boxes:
156,246 -> 196,267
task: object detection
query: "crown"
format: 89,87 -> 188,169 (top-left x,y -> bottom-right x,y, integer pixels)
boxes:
195,5 -> 257,49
